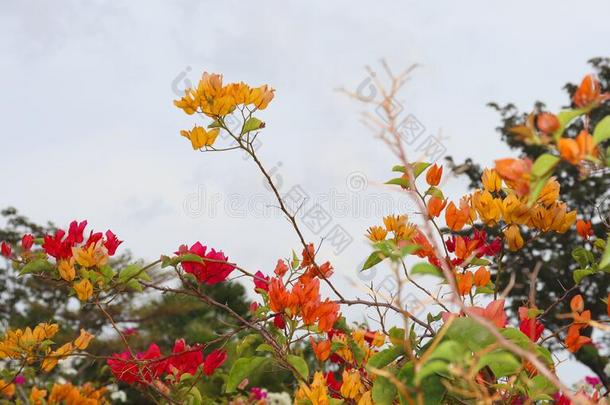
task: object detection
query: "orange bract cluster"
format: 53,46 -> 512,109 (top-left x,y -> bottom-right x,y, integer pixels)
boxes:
268,277 -> 339,332
564,295 -> 592,353
444,166 -> 576,251
29,382 -> 109,405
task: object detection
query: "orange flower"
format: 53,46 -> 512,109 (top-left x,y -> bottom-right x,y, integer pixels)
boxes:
558,130 -> 598,165
274,259 -> 288,277
472,190 -> 502,226
315,300 -> 340,332
536,112 -> 560,134
427,196 -> 447,217
309,337 -> 331,361
29,387 -> 47,404
268,278 -> 291,313
504,224 -> 524,251
445,201 -> 470,231
576,220 -> 593,239
570,294 -> 584,313
482,169 -> 502,193
454,236 -> 480,262
558,138 -> 580,165
468,299 -> 507,328
494,158 -> 532,197
456,271 -> 473,296
426,164 -> 443,186
366,226 -> 387,242
473,267 -> 491,287
565,324 -> 592,353
572,74 -> 610,108
302,243 -> 316,267
0,380 -> 15,398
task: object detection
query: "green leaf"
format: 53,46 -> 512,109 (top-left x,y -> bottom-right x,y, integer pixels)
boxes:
425,186 -> 445,199
19,258 -> 54,275
477,350 -> 520,377
531,153 -> 559,178
446,318 -> 495,352
385,177 -> 410,187
527,172 -> 552,206
552,108 -> 585,140
172,254 -> 204,266
118,264 -> 142,283
255,344 -> 274,353
226,357 -> 268,392
600,235 -> 610,269
125,279 -> 143,292
392,162 -> 431,178
241,117 -> 265,134
411,262 -> 442,277
362,251 -> 385,271
287,355 -> 309,380
572,247 -> 594,267
99,265 -> 116,281
367,346 -> 405,369
415,359 -> 448,385
236,334 -> 258,356
348,339 -> 366,365
372,376 -> 397,404
428,340 -> 466,362
593,115 -> 610,144
573,268 -> 596,284
469,257 -> 491,266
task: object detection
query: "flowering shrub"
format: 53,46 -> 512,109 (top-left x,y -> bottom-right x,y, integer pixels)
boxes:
1,69 -> 610,404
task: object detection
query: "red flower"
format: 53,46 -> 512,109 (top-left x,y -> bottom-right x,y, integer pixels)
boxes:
67,220 -> 87,244
203,349 -> 227,376
519,318 -> 544,342
274,259 -> 288,277
325,372 -> 342,397
253,270 -> 270,292
1,242 -> 11,258
104,230 -> 123,256
85,231 -> 103,247
179,242 -> 235,285
21,234 -> 34,251
42,230 -> 72,259
107,343 -> 166,384
273,313 -> 286,329
167,339 -> 204,378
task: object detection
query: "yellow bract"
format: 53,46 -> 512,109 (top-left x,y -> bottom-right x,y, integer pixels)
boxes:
0,323 -> 59,359
73,279 -> 93,302
295,371 -> 330,405
58,258 -> 76,281
340,370 -> 365,400
72,241 -> 108,268
180,126 -> 220,150
174,72 -> 275,117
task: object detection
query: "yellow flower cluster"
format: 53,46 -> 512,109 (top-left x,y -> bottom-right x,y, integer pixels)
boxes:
468,169 -> 576,250
367,214 -> 417,242
0,324 -> 93,372
0,322 -> 58,360
295,372 -> 330,405
30,382 -> 108,405
174,72 -> 274,150
174,72 -> 275,116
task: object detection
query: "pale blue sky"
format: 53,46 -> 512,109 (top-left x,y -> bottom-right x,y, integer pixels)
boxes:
2,0 -> 609,384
